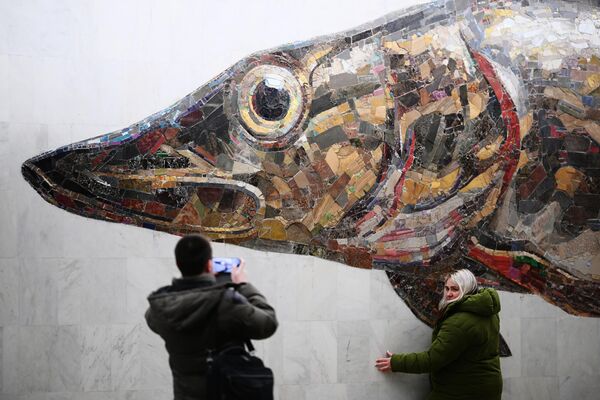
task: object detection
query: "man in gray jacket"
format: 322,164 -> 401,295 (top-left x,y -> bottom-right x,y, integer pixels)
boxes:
145,235 -> 278,400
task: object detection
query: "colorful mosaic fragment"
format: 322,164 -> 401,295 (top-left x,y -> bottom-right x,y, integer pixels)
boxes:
22,0 -> 600,355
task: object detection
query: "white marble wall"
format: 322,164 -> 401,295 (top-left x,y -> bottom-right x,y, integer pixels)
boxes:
1,1 -> 600,399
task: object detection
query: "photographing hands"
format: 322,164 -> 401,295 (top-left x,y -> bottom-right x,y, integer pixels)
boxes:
231,258 -> 248,284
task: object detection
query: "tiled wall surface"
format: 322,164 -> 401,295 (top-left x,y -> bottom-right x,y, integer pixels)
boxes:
1,1 -> 599,399
1,237 -> 600,400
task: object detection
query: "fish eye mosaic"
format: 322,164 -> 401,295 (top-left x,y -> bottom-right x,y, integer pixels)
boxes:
22,0 -> 600,356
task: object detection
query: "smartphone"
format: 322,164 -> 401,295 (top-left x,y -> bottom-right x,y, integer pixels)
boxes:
212,257 -> 241,274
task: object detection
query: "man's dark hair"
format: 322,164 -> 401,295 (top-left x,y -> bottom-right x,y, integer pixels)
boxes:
174,235 -> 212,276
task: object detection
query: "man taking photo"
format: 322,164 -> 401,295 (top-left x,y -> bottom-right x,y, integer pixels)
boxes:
145,234 -> 278,399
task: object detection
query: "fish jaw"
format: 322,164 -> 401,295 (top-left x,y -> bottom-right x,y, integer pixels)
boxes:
20,69 -> 269,241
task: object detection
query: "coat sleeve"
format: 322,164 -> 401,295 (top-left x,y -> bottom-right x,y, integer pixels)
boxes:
390,316 -> 472,374
218,283 -> 278,340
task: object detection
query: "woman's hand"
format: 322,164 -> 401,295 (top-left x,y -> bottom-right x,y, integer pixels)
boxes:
375,351 -> 393,372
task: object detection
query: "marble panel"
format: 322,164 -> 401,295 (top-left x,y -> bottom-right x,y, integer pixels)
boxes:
8,326 -> 81,392
297,259 -> 337,321
0,121 -> 9,189
0,258 -> 19,325
499,317 -> 522,378
304,384 -> 340,399
6,56 -> 39,124
238,250 -> 279,312
309,321 -> 337,384
337,320 -> 371,384
18,258 -> 58,326
336,265 -> 370,321
60,220 -> 176,260
336,382 -> 380,400
281,321 -> 310,384
16,325 -> 54,392
0,326 -> 2,393
48,325 -> 81,391
17,393 -> 75,400
111,324 -> 142,391
139,324 -> 170,390
57,259 -> 82,325
0,192 -> 17,259
274,255 -> 302,321
2,326 -> 18,394
81,325 -> 112,391
115,390 -> 171,400
77,392 -> 118,400
558,375 -> 600,400
519,294 -> 565,319
0,55 -> 8,120
126,257 -> 176,322
498,291 -> 523,319
522,318 -> 557,377
17,193 -> 67,259
369,270 -> 414,320
379,373 -> 430,400
278,384 -> 305,400
502,377 -> 559,400
557,316 -> 600,377
81,258 -> 129,325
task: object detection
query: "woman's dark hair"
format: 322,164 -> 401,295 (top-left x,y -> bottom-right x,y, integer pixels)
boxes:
174,234 -> 212,276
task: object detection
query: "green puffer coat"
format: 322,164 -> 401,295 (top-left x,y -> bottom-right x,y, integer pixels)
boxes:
390,288 -> 502,400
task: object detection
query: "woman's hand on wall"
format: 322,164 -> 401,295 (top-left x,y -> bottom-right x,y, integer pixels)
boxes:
375,351 -> 393,372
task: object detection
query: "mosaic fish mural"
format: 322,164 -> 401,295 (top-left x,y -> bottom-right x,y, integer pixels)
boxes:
22,0 -> 600,355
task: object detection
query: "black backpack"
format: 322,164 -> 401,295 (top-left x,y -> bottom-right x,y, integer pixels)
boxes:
206,339 -> 274,400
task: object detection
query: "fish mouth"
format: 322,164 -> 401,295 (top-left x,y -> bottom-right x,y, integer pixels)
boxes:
22,153 -> 266,240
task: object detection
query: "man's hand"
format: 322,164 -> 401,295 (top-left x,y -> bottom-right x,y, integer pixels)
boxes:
231,258 -> 248,284
375,351 -> 393,372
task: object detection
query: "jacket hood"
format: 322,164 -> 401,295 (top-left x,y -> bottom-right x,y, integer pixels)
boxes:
449,288 -> 501,317
147,275 -> 224,331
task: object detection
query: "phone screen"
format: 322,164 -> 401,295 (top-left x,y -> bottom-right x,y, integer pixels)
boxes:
212,257 -> 241,274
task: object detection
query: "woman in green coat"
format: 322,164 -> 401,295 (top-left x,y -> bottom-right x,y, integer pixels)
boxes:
375,269 -> 503,400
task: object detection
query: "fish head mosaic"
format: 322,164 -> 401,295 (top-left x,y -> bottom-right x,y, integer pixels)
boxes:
22,0 -> 600,351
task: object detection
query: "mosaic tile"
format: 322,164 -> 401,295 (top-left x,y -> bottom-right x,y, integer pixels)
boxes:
21,0 -> 600,356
